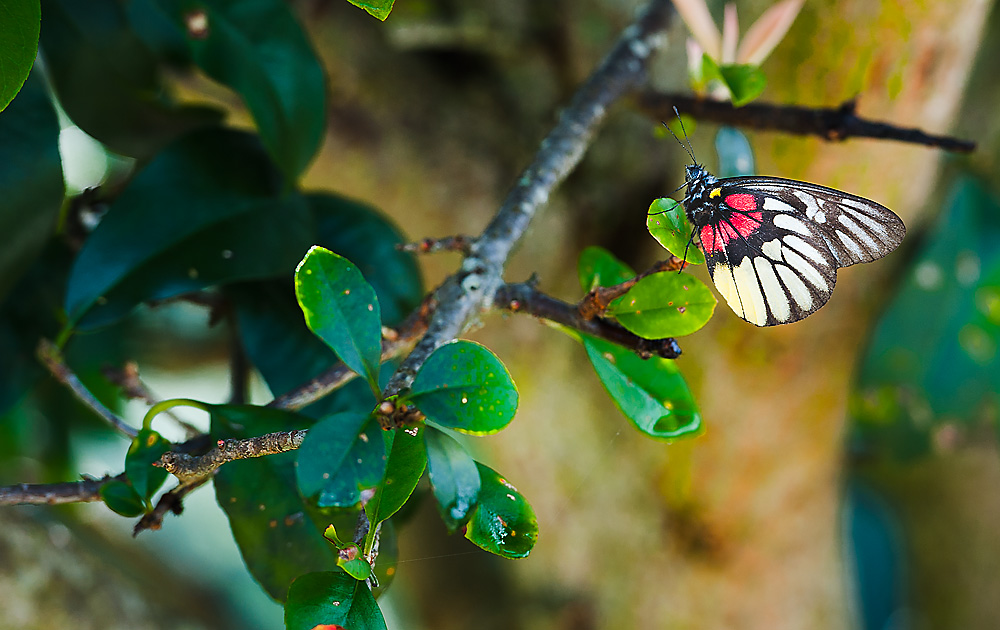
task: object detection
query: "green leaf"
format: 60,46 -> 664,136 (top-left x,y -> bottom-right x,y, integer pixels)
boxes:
407,340 -> 518,435
295,246 -> 383,391
607,272 -> 716,338
0,70 -> 64,303
346,0 -> 395,20
464,463 -> 537,559
295,412 -> 386,508
365,427 -> 426,527
308,193 -> 423,327
100,479 -> 146,517
337,550 -> 373,582
65,128 -> 314,329
424,426 -> 480,532
39,0 -> 220,158
285,571 -> 386,630
157,0 -> 326,181
577,246 -> 635,292
211,404 -> 340,602
646,199 -> 705,265
718,64 -> 767,107
0,0 -> 40,112
582,334 -> 702,440
125,428 -> 171,501
714,127 -> 755,178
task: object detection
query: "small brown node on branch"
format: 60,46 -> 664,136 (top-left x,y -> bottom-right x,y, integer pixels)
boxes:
185,10 -> 210,39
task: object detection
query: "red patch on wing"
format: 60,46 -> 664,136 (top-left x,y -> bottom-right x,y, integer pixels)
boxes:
699,210 -> 763,254
725,193 -> 757,212
729,212 -> 762,238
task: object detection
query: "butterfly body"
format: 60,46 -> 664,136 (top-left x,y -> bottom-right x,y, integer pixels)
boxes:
681,163 -> 905,326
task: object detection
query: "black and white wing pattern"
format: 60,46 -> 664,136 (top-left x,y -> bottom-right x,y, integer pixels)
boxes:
681,166 -> 906,327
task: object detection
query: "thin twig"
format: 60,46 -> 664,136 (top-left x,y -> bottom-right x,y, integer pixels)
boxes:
37,339 -> 138,439
383,0 -> 676,399
133,476 -> 210,535
0,474 -> 123,506
636,92 -> 976,153
156,430 -> 308,484
397,235 -> 474,255
496,282 -> 681,359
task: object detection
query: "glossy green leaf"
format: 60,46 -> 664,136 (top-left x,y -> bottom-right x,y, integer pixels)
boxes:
336,546 -> 372,581
577,246 -> 635,292
718,64 -> 767,107
714,126 -> 755,178
40,0 -> 220,158
464,463 -> 537,559
308,193 -> 423,327
407,340 -> 518,435
365,427 -> 426,527
646,199 -> 705,265
65,128 -> 313,329
125,428 -> 170,501
157,0 -> 326,181
295,412 -> 386,508
285,571 -> 386,630
100,479 -> 145,517
322,524 -> 348,548
0,0 -> 40,112
582,334 -> 702,440
346,0 -> 395,21
424,426 -> 480,532
211,404 -> 339,602
852,177 -> 1000,458
0,70 -> 63,303
295,246 -> 383,391
607,272 -> 716,338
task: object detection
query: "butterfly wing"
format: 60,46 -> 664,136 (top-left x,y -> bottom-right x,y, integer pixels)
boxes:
695,177 -> 905,326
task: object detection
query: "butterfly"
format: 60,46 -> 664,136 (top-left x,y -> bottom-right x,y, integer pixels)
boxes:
674,160 -> 906,327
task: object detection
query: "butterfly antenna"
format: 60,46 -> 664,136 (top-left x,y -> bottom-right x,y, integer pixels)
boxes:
661,120 -> 696,166
672,106 -> 698,165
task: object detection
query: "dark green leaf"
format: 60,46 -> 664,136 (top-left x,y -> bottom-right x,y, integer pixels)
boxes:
295,246 -> 383,391
157,0 -> 326,181
285,571 -> 386,630
606,272 -> 716,338
0,70 -> 64,302
718,64 -> 767,107
65,128 -> 313,330
346,0 -> 395,21
577,246 -> 635,292
295,412 -> 386,508
646,199 -> 705,265
365,427 -> 426,526
0,0 -> 40,112
100,479 -> 145,517
464,463 -> 537,559
424,427 -> 480,532
125,428 -> 171,500
714,126 -> 755,178
308,193 -> 423,327
582,334 -> 702,440
407,340 -> 518,435
211,404 -> 339,602
39,0 -> 220,158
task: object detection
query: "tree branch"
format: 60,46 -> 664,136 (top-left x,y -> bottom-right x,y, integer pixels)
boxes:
0,474 -> 122,506
156,430 -> 308,484
133,476 -> 210,535
383,0 -> 676,398
496,282 -> 681,359
636,92 -> 976,153
37,339 -> 138,439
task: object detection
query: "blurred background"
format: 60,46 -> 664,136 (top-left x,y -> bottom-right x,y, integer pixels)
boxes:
3,0 -> 1000,628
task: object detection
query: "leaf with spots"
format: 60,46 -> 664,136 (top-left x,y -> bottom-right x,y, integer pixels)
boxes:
606,271 -> 716,338
285,570 -> 386,630
405,340 -> 518,435
464,463 -> 537,559
582,334 -> 702,440
295,411 -> 387,508
64,128 -> 313,330
647,198 -> 706,265
424,426 -> 480,533
364,427 -> 426,530
211,404 -> 340,602
577,246 -> 635,292
295,246 -> 383,393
